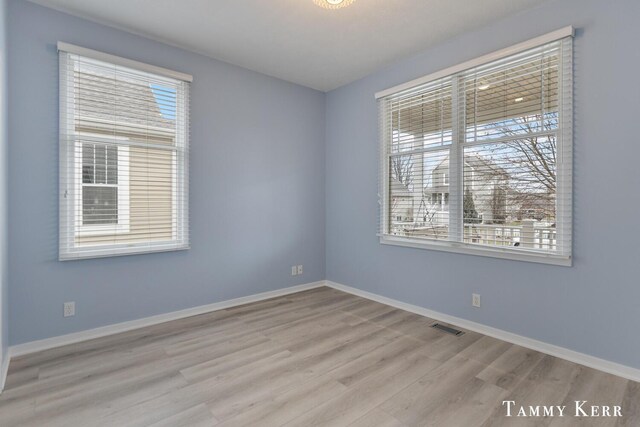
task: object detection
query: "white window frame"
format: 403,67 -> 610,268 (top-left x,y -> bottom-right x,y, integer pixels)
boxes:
376,27 -> 574,266
74,141 -> 130,237
59,43 -> 191,260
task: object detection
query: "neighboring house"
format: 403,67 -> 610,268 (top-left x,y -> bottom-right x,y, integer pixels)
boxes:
513,191 -> 556,222
389,177 -> 413,223
74,66 -> 177,247
424,154 -> 509,224
390,153 -> 510,229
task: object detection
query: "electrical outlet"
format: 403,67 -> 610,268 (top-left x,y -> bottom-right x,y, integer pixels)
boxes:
291,266 -> 298,276
472,294 -> 481,308
64,301 -> 76,317
297,265 -> 303,275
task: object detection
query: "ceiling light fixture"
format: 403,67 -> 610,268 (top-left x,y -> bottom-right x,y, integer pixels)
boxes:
514,97 -> 524,102
313,0 -> 356,10
478,83 -> 491,91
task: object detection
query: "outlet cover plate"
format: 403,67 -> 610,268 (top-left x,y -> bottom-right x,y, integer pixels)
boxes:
472,294 -> 481,308
64,301 -> 76,317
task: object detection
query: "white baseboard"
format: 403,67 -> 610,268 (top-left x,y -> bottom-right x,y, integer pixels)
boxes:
6,281 -> 325,362
325,281 -> 640,383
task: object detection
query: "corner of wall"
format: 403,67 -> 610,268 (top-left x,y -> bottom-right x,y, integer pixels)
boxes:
0,0 -> 10,392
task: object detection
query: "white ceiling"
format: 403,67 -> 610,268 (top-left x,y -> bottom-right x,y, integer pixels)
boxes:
29,0 -> 550,92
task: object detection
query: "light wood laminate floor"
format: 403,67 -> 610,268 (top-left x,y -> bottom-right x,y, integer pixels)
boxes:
0,287 -> 638,426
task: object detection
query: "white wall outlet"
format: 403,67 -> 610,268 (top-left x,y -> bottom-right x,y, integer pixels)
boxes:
64,301 -> 76,317
291,266 -> 298,276
472,294 -> 481,308
297,265 -> 303,275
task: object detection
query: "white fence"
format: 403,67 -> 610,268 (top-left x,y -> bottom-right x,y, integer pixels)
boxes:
392,220 -> 556,250
464,221 -> 556,250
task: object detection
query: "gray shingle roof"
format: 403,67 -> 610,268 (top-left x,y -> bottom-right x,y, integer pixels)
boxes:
76,70 -> 176,132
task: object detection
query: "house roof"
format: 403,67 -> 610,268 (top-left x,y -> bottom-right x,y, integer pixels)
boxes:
75,69 -> 176,137
390,177 -> 412,197
432,153 -> 508,177
421,153 -> 509,194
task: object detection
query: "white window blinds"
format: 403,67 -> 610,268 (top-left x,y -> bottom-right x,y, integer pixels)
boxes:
59,43 -> 191,260
378,29 -> 573,265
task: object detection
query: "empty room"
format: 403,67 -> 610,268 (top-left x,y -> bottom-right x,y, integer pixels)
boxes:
0,0 -> 639,425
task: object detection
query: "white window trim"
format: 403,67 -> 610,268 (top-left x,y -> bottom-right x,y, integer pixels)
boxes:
377,28 -> 574,266
59,44 -> 191,261
380,235 -> 572,267
57,42 -> 193,82
375,26 -> 574,99
60,240 -> 189,261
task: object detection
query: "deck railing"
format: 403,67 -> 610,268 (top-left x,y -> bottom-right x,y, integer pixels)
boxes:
392,220 -> 556,250
464,221 -> 556,250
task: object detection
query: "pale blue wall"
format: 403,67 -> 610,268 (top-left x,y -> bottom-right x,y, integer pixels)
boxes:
8,0 -> 326,344
326,0 -> 640,369
1,0 -> 8,365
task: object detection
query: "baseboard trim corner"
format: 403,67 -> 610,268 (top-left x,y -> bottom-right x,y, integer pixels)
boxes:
325,280 -> 640,383
8,281 -> 325,361
0,351 -> 9,393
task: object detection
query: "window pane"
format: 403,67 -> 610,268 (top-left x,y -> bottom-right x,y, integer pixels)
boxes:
94,145 -> 106,184
463,141 -> 556,250
389,149 -> 450,240
389,80 -> 452,153
82,144 -> 94,184
464,45 -> 559,143
106,145 -> 118,185
83,186 -> 118,225
127,146 -> 174,242
76,63 -> 178,146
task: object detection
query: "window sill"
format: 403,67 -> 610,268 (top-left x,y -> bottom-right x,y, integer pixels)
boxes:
59,242 -> 189,261
379,235 -> 572,267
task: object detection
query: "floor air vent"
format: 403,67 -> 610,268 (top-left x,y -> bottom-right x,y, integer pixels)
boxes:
431,323 -> 464,336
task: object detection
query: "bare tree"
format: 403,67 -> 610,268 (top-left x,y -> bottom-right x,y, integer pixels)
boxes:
500,114 -> 556,192
492,113 -> 557,220
391,155 -> 413,187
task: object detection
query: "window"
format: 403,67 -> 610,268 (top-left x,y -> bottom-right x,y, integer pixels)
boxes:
78,143 -> 129,235
59,43 -> 191,260
377,28 -> 573,265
